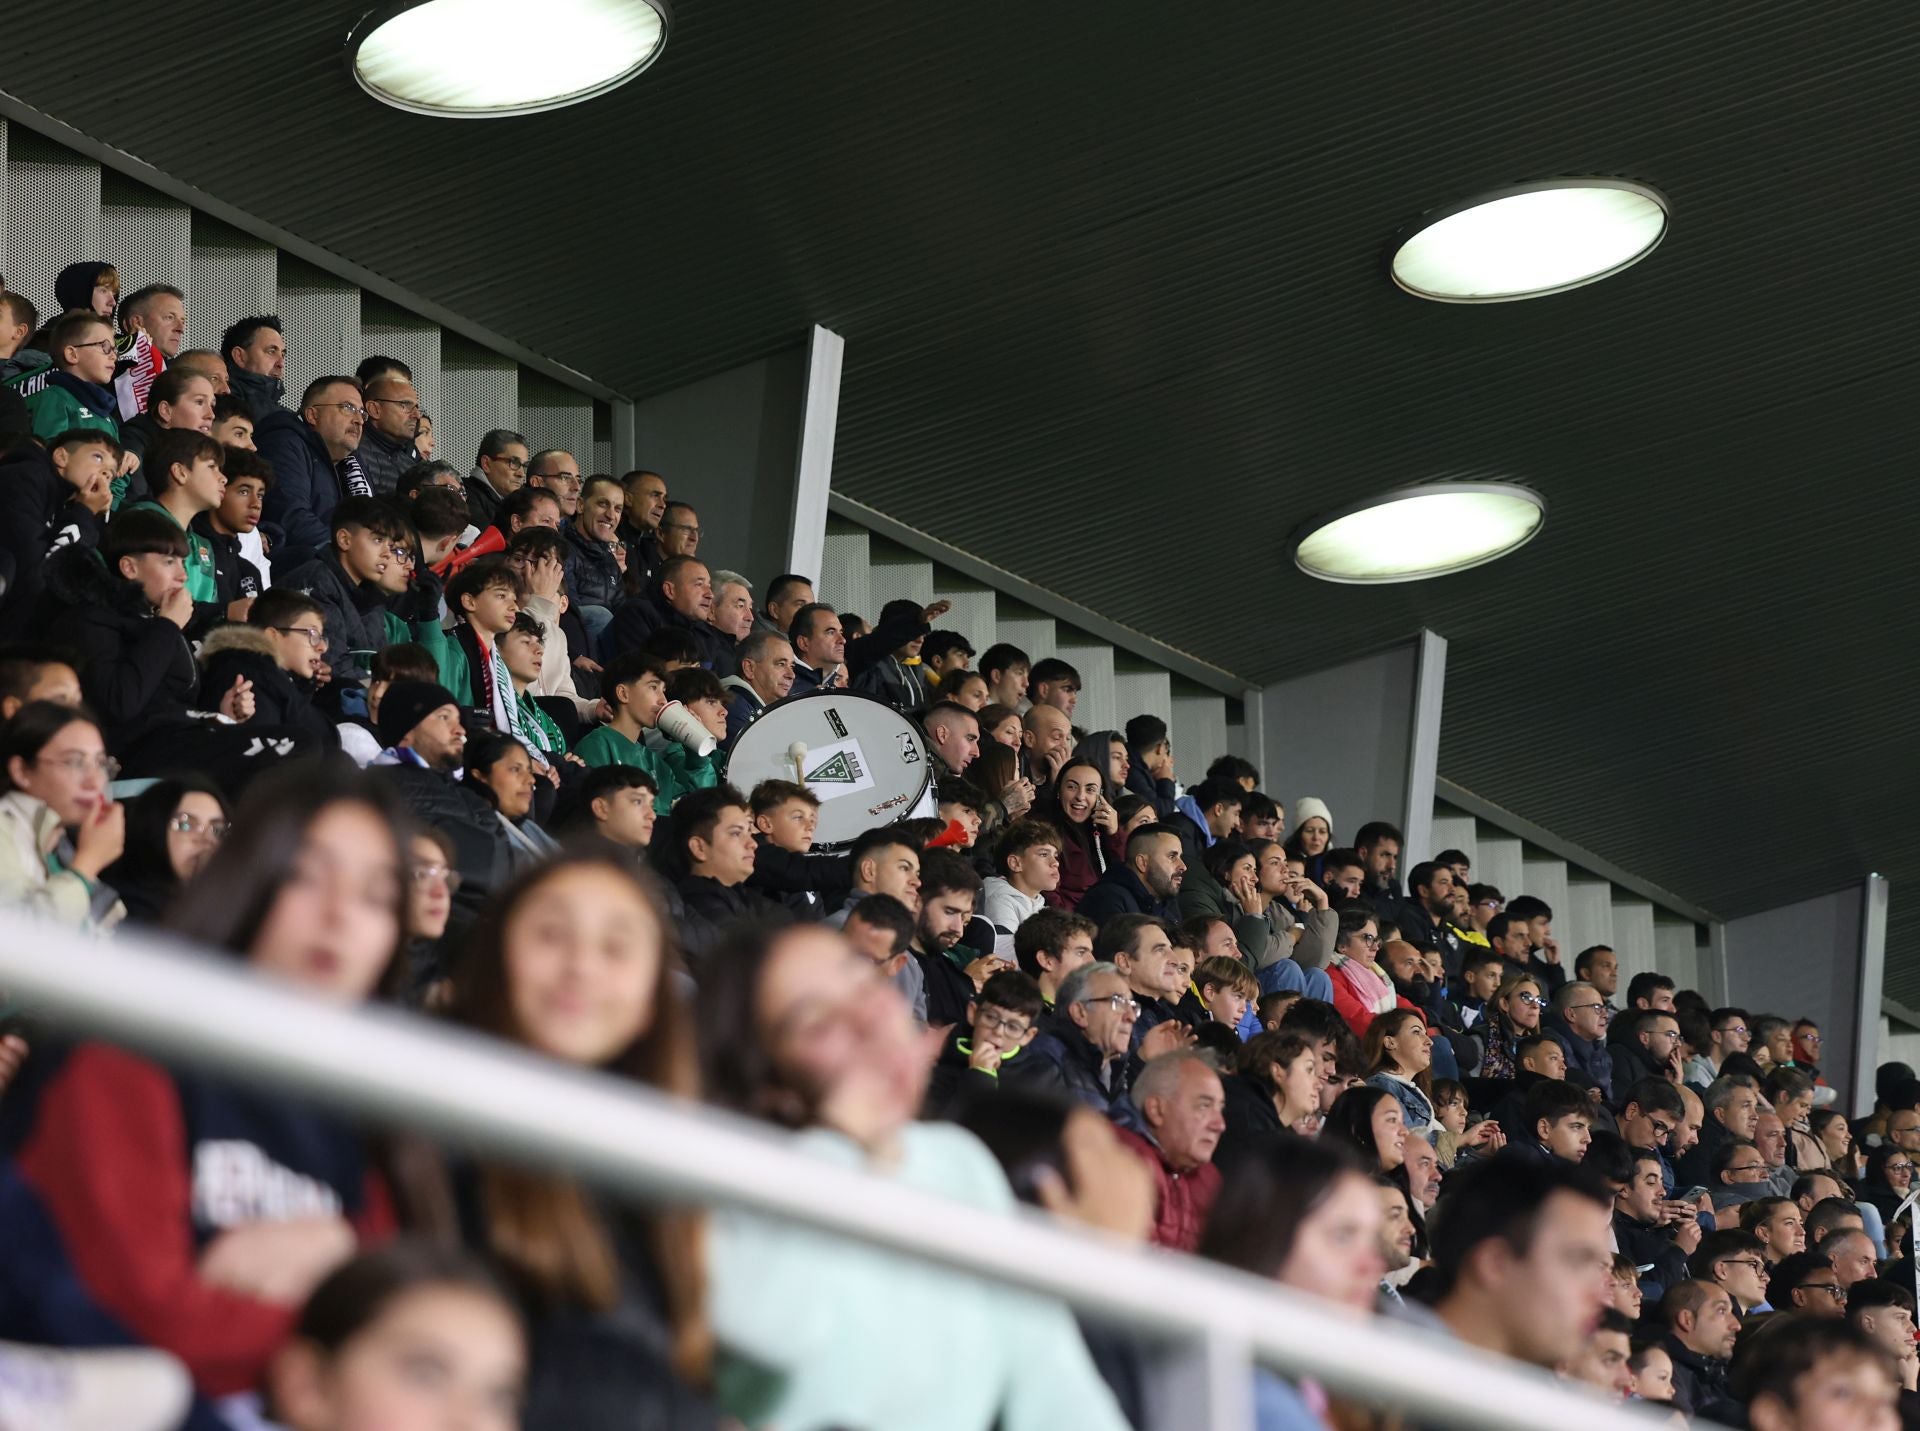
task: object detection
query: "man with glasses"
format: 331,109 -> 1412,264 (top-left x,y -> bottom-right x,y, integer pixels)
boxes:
1690,1228 -> 1772,1314
463,428 -> 529,528
657,500 -> 702,559
1464,882 -> 1505,937
354,375 -> 421,496
1690,1006 -> 1752,1087
1029,961 -> 1139,1116
1618,1076 -> 1687,1170
1612,1007 -> 1684,1096
260,375 -> 368,561
527,449 -> 583,519
1548,979 -> 1614,1100
1772,1251 -> 1848,1319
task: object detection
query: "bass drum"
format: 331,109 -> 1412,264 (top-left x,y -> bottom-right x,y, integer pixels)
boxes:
724,691 -> 932,851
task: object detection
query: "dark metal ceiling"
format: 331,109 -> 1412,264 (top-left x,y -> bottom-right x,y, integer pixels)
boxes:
6,1 -> 1916,988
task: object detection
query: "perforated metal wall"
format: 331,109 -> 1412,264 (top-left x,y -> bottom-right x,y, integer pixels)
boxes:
186,217 -> 276,357
277,256 -> 362,400
361,298 -> 443,437
818,516 -> 871,618
519,369 -> 595,471
100,173 -> 190,295
592,401 -> 614,477
439,335 -> 518,478
4,129 -> 102,321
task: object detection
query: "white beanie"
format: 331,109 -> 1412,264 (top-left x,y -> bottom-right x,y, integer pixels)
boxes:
1293,796 -> 1333,834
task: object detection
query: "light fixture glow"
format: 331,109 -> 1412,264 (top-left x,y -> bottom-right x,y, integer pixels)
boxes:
1391,180 -> 1668,302
1288,483 -> 1546,584
348,0 -> 670,118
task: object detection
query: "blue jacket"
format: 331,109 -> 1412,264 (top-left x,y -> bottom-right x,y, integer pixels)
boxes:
258,410 -> 343,561
1545,1013 -> 1614,1101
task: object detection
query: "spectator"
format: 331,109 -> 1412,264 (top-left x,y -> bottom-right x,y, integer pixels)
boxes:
1680,1073 -> 1764,1186
1545,980 -> 1614,1100
1847,1280 -> 1920,1415
196,589 -> 337,749
1519,1079 -> 1596,1164
1503,894 -> 1566,993
463,731 -> 561,874
1657,1281 -> 1745,1419
1328,907 -> 1411,1042
1011,906 -> 1095,1015
259,376 -> 368,561
1120,713 -> 1179,818
277,496 -> 404,682
1397,859 -> 1462,970
504,525 -> 595,723
911,849 -> 992,1028
1611,1006 -> 1683,1095
616,469 -> 668,586
124,428 -> 228,629
924,968 -> 1055,1117
574,764 -> 659,854
0,702 -> 125,931
369,681 -> 506,927
919,629 -> 974,693
200,445 -> 273,604
1033,759 -> 1112,909
1738,1317 -> 1900,1431
1561,1307 -> 1635,1401
220,315 -> 286,424
0,289 -> 41,383
755,573 -> 814,643
1614,1145 -> 1692,1295
563,474 -> 626,645
656,500 -> 701,560
1023,657 -> 1079,719
786,602 -> 845,692
1364,1007 -> 1438,1137
606,556 -> 726,667
525,448 -> 582,520
1022,700 -> 1075,785
0,645 -> 82,721
494,613 -> 568,764
973,642 -> 1029,710
1691,1227 -> 1772,1313
841,894 -> 915,981
1324,1084 -> 1409,1176
699,923 -> 1129,1430
264,1243 -> 527,1431
1428,1155 -> 1614,1371
1743,1195 -> 1810,1265
119,364 -> 216,474
703,568 -> 755,674
442,483 -> 562,579
1319,846 -> 1366,906
352,373 -> 420,495
715,630 -> 791,746
1827,1228 -> 1880,1291
462,429 -> 528,529
1217,1031 -> 1323,1171
437,851 -> 716,1424
1029,961 -> 1140,1115
1479,972 -> 1547,1082
1111,1051 -> 1224,1251
573,650 -> 721,813
26,309 -> 122,452
980,817 -> 1062,933
10,768 -> 405,1400
1283,797 -> 1334,868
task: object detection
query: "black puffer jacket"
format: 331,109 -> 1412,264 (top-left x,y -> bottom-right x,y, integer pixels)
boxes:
39,546 -> 197,751
196,626 -> 339,750
0,438 -> 74,636
602,585 -> 729,666
561,520 -> 624,610
371,762 -> 508,931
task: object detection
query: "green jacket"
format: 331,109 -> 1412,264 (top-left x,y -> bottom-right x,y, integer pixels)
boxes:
573,723 -> 719,813
27,382 -> 129,507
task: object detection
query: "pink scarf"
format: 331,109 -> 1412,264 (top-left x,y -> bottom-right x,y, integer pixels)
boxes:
1334,955 -> 1396,1015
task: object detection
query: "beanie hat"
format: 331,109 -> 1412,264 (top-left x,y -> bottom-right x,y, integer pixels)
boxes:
1293,796 -> 1333,833
376,680 -> 459,751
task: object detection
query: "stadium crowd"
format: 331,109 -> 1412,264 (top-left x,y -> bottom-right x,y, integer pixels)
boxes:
0,265 -> 1910,1431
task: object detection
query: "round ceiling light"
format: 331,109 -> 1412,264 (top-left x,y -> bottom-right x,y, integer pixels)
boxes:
1288,482 -> 1546,584
348,0 -> 670,118
1391,179 -> 1668,302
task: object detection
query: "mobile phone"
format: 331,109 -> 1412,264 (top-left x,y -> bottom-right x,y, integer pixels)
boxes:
1677,1185 -> 1709,1203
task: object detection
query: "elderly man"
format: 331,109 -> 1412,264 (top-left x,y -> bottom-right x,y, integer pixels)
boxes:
1022,702 -> 1075,784
1112,1051 -> 1225,1251
1678,1074 -> 1764,1187
1027,962 -> 1136,1115
722,631 -> 796,742
1547,980 -> 1614,1100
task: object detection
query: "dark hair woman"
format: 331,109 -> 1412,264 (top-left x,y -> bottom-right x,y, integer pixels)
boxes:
0,701 -> 125,931
99,774 -> 230,924
1033,760 -> 1113,910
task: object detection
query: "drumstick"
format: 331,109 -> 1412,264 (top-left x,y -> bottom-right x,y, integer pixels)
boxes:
789,742 -> 809,786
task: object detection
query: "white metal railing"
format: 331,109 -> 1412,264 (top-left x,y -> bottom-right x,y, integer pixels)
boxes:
0,909 -> 1661,1431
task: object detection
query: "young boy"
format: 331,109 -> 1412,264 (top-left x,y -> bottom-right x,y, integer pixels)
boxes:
498,613 -> 567,765
750,779 -> 819,855
46,430 -> 117,548
573,649 -> 719,813
442,556 -> 544,760
0,644 -> 82,721
25,310 -> 120,446
277,496 -> 404,681
194,587 -> 335,746
1191,954 -> 1259,1031
979,818 -> 1062,935
745,778 -> 830,918
934,777 -> 987,847
665,666 -> 731,747
126,429 -> 230,627
1010,906 -> 1096,1012
924,968 -> 1048,1118
576,764 -> 658,851
208,393 -> 256,450
197,446 -> 272,605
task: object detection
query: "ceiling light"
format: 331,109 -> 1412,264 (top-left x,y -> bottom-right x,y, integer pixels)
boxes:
1288,482 -> 1546,584
348,0 -> 670,118
1391,179 -> 1668,302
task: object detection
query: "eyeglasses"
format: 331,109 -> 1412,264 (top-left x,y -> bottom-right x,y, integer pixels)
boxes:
1076,992 -> 1133,1015
35,753 -> 121,778
1802,1282 -> 1847,1303
311,401 -> 365,419
536,472 -> 582,487
369,397 -> 420,413
1475,898 -> 1503,909
976,1009 -> 1031,1039
1722,1257 -> 1767,1274
1517,992 -> 1547,1008
272,625 -> 330,650
389,544 -> 416,565
491,455 -> 528,472
410,863 -> 462,892
167,814 -> 229,840
1725,1162 -> 1768,1175
1720,1024 -> 1749,1036
1801,1033 -> 1823,1045
1352,932 -> 1380,947
1887,1161 -> 1916,1175
1568,1001 -> 1606,1014
73,337 -> 117,356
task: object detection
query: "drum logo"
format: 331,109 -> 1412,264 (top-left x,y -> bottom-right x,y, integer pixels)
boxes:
807,749 -> 867,785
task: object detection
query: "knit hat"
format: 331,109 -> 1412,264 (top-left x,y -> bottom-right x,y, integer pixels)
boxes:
376,680 -> 459,750
1293,795 -> 1333,833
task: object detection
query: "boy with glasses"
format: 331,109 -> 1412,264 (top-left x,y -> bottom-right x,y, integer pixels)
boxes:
1691,1228 -> 1771,1313
26,311 -> 122,457
193,589 -> 337,749
923,968 -> 1052,1117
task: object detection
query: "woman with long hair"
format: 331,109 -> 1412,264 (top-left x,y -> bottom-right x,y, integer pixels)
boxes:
1811,1108 -> 1861,1182
439,851 -> 715,1428
1478,973 -> 1545,1082
1200,1135 -> 1385,1429
461,731 -> 561,873
0,701 -> 125,930
1071,730 -> 1129,803
963,739 -> 1034,847
99,774 -> 229,924
697,922 -> 1130,1430
1323,1084 -> 1410,1176
1033,759 -> 1113,910
1364,1008 -> 1437,1140
1217,1031 -> 1323,1172
10,765 -> 407,1401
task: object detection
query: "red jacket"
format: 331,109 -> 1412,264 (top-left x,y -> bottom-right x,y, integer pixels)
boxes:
1329,960 -> 1421,1042
14,1043 -> 395,1397
1114,1125 -> 1221,1252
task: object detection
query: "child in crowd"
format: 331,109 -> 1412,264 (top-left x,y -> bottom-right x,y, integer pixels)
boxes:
124,428 -> 227,627
572,650 -> 719,812
200,445 -> 272,603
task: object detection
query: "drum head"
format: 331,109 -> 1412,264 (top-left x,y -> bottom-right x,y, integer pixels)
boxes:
725,691 -> 932,850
